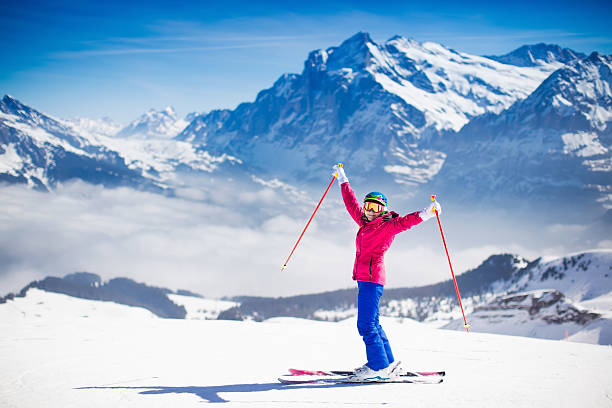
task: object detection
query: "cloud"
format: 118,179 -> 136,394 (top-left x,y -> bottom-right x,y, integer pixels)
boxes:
547,224 -> 588,235
0,182 -> 355,297
1,180 -> 603,299
52,43 -> 286,59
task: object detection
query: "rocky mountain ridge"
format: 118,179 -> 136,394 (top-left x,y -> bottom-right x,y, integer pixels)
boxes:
431,52 -> 612,210
176,33 -> 566,187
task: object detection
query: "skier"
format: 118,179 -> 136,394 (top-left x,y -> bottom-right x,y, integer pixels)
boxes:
332,164 -> 441,380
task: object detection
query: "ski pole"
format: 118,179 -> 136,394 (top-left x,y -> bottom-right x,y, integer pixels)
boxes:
431,194 -> 470,332
281,164 -> 342,271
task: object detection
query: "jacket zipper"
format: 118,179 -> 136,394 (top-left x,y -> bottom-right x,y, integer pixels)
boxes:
369,257 -> 373,282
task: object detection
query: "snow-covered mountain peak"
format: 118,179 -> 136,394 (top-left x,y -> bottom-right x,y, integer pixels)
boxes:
116,106 -> 188,139
486,43 -> 587,67
305,31 -> 376,73
504,52 -> 612,131
2,94 -> 43,123
162,106 -> 176,116
432,49 -> 611,208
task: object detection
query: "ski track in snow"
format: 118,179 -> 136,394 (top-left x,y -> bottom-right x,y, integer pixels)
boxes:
1,289 -> 612,407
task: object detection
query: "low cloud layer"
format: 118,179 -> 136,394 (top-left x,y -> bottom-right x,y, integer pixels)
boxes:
1,182 -> 607,298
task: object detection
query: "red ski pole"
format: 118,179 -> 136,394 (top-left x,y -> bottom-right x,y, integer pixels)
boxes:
431,194 -> 470,332
281,164 -> 342,271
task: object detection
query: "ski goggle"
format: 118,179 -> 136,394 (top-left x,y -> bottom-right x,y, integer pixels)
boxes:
364,201 -> 384,213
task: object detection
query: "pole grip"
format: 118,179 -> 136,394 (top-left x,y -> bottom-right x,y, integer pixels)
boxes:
334,162 -> 343,177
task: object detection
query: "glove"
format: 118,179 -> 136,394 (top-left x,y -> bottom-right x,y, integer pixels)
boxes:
332,164 -> 348,185
419,200 -> 441,222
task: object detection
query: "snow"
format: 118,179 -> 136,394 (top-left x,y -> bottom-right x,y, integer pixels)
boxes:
68,117 -> 123,139
1,289 -> 612,407
579,291 -> 612,318
167,294 -> 238,320
63,117 -> 241,183
517,251 -> 612,301
0,111 -> 90,158
99,137 -> 237,181
383,149 -> 446,185
366,37 -> 558,132
115,107 -> 189,140
0,143 -> 23,174
561,132 -> 608,157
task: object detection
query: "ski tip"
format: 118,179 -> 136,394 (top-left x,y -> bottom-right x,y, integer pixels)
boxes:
289,368 -> 332,376
418,371 -> 446,377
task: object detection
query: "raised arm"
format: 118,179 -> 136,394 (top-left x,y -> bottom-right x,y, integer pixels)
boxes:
388,200 -> 442,234
333,164 -> 363,225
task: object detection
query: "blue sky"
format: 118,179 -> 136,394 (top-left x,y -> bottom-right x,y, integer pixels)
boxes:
1,0 -> 611,123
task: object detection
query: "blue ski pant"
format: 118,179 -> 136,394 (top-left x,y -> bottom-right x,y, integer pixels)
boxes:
357,281 -> 394,370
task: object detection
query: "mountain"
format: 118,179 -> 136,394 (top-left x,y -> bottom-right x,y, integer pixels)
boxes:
383,249 -> 612,346
0,95 -> 238,189
432,52 -> 612,211
2,33 -> 609,215
443,250 -> 612,343
116,107 -> 189,139
443,288 -> 609,343
486,43 -> 587,67
177,32 -> 559,187
0,272 -> 188,319
2,250 -> 610,343
216,250 -> 612,344
217,253 -> 530,322
0,95 -> 152,190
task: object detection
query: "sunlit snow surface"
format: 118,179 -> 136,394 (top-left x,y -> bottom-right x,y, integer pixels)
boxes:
167,294 -> 238,320
1,289 -> 611,407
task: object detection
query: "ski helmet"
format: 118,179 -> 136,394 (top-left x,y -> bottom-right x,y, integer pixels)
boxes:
364,192 -> 387,207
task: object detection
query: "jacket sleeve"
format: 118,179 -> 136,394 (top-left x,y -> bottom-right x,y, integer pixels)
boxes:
389,211 -> 423,234
340,182 -> 364,225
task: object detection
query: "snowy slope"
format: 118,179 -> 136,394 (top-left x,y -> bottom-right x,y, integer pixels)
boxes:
1,288 -> 611,407
443,289 -> 612,344
167,294 -> 238,320
498,250 -> 612,302
370,36 -> 561,132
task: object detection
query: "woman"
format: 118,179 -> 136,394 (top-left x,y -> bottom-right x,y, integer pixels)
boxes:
332,164 -> 441,380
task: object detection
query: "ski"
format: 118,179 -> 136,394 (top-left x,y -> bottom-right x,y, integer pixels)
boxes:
278,373 -> 443,384
288,368 -> 445,377
279,367 -> 445,384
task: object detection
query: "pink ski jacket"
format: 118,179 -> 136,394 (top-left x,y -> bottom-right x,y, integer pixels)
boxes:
341,182 -> 423,286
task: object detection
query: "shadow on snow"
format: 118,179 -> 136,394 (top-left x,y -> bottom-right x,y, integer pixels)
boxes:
76,382 -> 379,403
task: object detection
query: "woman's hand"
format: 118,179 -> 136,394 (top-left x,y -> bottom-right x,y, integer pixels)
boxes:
333,164 -> 348,185
419,200 -> 441,221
